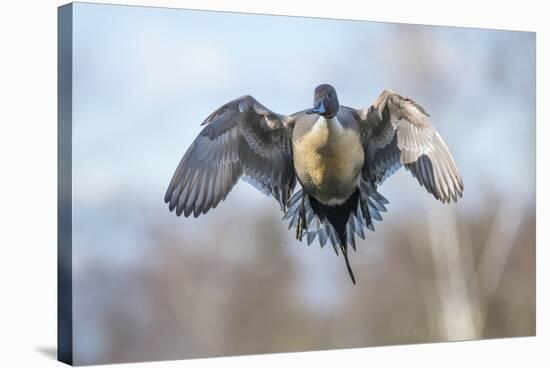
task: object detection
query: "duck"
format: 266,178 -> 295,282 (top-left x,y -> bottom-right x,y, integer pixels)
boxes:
164,84 -> 464,284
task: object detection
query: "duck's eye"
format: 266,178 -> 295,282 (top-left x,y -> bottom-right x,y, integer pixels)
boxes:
328,93 -> 332,98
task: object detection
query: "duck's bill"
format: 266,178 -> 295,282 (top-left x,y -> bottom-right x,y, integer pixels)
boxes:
306,101 -> 326,115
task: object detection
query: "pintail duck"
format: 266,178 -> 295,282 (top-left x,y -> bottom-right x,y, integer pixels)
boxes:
165,84 -> 464,284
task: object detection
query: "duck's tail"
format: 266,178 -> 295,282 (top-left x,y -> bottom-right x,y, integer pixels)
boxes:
283,179 -> 389,284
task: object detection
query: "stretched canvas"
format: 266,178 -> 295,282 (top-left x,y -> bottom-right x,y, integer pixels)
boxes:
58,2 -> 536,366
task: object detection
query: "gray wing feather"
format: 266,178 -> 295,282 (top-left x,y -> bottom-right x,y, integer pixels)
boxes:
360,90 -> 463,203
165,95 -> 296,217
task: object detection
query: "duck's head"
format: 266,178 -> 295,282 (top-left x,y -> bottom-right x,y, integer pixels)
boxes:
306,84 -> 339,118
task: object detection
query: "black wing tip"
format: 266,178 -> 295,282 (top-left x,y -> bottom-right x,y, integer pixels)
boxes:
168,200 -> 177,212
193,207 -> 210,218
437,191 -> 463,204
169,204 -> 191,218
164,188 -> 174,204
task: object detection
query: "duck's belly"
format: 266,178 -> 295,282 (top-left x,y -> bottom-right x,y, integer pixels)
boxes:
293,117 -> 364,205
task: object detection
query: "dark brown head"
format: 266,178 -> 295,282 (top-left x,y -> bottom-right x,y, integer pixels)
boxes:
306,84 -> 339,118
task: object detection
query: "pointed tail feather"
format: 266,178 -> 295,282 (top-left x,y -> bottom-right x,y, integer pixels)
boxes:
341,241 -> 356,284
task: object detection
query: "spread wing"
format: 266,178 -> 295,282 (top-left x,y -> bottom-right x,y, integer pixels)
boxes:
358,90 -> 463,203
164,95 -> 296,217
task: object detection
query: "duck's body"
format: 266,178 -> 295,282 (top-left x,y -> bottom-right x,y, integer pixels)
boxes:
292,112 -> 364,205
165,84 -> 464,284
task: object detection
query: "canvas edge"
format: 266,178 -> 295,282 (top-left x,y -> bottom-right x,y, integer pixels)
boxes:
58,2 -> 74,366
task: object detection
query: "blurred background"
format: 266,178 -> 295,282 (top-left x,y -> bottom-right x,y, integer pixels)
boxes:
69,3 -> 535,365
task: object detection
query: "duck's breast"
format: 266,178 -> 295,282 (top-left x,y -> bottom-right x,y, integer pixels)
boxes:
293,114 -> 364,204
